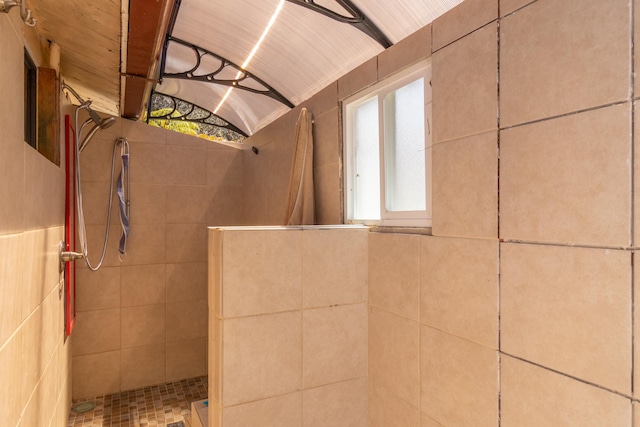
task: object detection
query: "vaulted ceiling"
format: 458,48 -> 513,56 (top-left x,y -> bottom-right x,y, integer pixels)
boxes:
29,0 -> 462,136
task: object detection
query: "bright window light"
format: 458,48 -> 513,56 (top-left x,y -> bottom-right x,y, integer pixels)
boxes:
343,59 -> 432,227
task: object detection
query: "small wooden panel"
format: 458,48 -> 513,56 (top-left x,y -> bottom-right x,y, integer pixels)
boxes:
37,67 -> 60,166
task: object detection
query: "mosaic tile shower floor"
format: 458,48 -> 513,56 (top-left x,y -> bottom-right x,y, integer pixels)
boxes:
67,376 -> 208,427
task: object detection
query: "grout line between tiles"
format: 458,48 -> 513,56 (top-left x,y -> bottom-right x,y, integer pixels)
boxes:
501,239 -> 638,252
500,0 -> 539,20
500,100 -> 632,133
631,0 -> 636,408
496,11 -> 502,426
501,352 -> 636,402
632,252 -> 635,400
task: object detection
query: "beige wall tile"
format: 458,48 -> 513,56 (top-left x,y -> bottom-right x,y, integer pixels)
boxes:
72,351 -> 121,399
221,229 -> 302,317
166,145 -> 207,186
80,135 -> 122,183
73,308 -> 121,356
0,17 -> 23,143
369,307 -> 420,407
0,330 -> 22,427
421,327 -> 498,427
207,185 -> 245,226
76,267 -> 120,311
166,338 -> 207,382
129,142 -> 166,185
501,243 -> 631,394
166,262 -> 207,303
120,223 -> 167,265
23,343 -> 59,427
222,311 -> 301,406
421,413 -> 444,427
207,149 -> 243,189
222,392 -> 302,427
241,134 -> 293,225
122,116 -> 168,145
500,0 -> 534,16
500,0 -> 630,127
421,236 -> 498,348
432,131 -> 498,238
433,23 -> 498,143
78,180 -> 120,225
369,233 -> 421,321
369,382 -> 420,427
120,343 -> 165,391
21,306 -> 43,409
314,162 -> 342,225
303,378 -> 368,427
305,82 -> 339,117
433,0 -> 497,51
165,223 -> 207,263
24,148 -> 65,229
129,183 -> 166,224
166,129 -> 207,148
303,229 -> 368,308
209,229 -> 223,316
338,57 -> 377,100
500,104 -> 631,247
166,300 -> 208,341
313,108 -> 340,168
78,225 -> 127,270
303,304 -> 367,388
42,286 -> 64,364
501,356 -> 631,426
165,185 -> 208,224
20,230 -> 45,319
121,304 -> 165,349
634,402 -> 640,426
0,140 -> 24,234
379,24 -> 431,80
0,233 -> 24,346
121,264 -> 165,307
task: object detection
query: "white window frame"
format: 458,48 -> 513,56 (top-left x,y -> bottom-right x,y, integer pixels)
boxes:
343,59 -> 432,227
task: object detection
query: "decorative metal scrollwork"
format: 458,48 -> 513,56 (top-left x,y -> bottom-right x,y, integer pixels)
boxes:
160,36 -> 294,108
285,0 -> 392,48
147,91 -> 248,140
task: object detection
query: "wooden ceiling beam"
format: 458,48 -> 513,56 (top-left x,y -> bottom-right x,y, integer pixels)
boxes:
122,0 -> 175,119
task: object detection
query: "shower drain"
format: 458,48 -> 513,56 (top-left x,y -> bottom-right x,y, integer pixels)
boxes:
167,422 -> 185,427
71,401 -> 96,413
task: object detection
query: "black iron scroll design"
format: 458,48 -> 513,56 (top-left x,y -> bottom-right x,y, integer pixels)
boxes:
285,0 -> 392,48
160,36 -> 294,108
147,91 -> 249,139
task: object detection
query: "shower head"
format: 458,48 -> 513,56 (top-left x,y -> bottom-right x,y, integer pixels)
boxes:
62,81 -> 115,129
86,106 -> 116,130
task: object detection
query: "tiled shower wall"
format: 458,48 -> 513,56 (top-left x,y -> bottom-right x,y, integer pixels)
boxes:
369,0 -> 638,425
0,11 -> 72,427
72,119 -> 244,398
243,0 -> 640,425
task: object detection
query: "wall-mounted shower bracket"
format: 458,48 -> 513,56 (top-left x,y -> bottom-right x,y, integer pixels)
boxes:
59,241 -> 84,273
0,0 -> 36,26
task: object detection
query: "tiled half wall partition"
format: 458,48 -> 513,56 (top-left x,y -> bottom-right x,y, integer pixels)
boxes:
208,226 -> 369,426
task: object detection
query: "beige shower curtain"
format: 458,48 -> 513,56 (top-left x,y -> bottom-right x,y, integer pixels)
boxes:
284,107 -> 315,225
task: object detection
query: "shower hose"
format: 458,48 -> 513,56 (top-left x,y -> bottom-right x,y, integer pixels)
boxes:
75,137 -> 130,271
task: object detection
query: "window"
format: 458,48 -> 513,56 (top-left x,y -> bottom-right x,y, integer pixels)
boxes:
343,60 -> 432,227
24,49 -> 37,149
